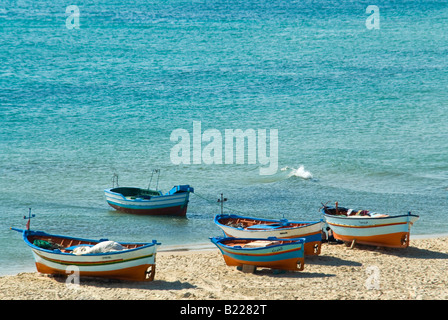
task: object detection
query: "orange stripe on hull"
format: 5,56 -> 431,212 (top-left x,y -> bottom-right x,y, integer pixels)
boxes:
222,256 -> 305,271
329,221 -> 407,229
333,232 -> 410,248
35,262 -> 156,281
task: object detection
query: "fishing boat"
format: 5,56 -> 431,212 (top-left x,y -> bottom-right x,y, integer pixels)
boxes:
104,171 -> 194,216
322,202 -> 419,248
11,212 -> 161,281
210,236 -> 305,271
214,214 -> 324,255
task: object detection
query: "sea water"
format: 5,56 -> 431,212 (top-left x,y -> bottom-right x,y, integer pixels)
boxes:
1,0 -> 447,276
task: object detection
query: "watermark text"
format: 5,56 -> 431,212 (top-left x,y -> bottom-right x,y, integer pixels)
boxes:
170,121 -> 278,175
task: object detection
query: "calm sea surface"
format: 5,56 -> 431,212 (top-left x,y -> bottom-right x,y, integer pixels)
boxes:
1,0 -> 447,275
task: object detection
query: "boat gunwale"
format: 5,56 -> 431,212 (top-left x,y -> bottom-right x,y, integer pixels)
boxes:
104,187 -> 192,202
104,187 -> 163,201
210,236 -> 305,252
214,214 -> 323,232
323,212 -> 420,221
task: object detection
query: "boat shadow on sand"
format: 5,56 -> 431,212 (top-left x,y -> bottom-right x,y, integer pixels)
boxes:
254,243 -> 448,279
227,254 -> 361,279
266,254 -> 361,279
351,243 -> 448,260
50,275 -> 197,291
251,269 -> 336,279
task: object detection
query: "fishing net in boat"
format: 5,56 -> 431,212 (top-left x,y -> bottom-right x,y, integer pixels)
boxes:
242,240 -> 281,248
33,239 -> 60,250
73,241 -> 124,255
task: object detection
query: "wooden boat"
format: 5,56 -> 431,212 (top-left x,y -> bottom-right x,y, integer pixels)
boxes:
11,224 -> 161,281
210,236 -> 305,271
104,185 -> 194,216
214,214 -> 324,255
322,202 -> 419,248
104,171 -> 194,216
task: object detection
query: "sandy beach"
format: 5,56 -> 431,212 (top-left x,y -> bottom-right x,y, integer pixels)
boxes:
1,236 -> 447,301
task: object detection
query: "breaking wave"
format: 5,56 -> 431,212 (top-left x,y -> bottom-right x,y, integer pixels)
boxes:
281,165 -> 314,180
245,165 -> 314,184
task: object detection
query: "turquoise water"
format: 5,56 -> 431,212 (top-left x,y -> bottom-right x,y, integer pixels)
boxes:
1,0 -> 448,276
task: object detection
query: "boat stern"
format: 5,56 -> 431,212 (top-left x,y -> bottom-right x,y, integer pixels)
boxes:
165,185 -> 194,196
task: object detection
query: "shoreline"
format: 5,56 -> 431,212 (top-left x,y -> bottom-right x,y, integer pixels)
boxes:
1,235 -> 448,300
141,231 -> 448,252
1,232 -> 446,278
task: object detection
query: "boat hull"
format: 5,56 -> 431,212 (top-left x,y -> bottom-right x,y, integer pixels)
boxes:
107,202 -> 188,216
14,229 -> 160,281
210,237 -> 305,271
324,213 -> 419,248
104,186 -> 192,216
214,214 -> 323,255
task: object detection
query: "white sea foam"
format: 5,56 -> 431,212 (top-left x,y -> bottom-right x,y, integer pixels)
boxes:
281,165 -> 313,180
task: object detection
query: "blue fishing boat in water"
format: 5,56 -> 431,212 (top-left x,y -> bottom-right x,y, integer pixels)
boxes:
104,171 -> 194,216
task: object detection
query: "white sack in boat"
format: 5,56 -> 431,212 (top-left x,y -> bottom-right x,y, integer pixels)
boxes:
73,241 -> 125,255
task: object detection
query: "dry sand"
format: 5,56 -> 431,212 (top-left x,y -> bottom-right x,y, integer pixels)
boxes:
1,237 -> 447,301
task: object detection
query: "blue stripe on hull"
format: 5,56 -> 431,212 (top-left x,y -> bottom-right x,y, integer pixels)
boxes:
223,250 -> 303,263
106,200 -> 186,210
299,232 -> 321,243
211,237 -> 305,269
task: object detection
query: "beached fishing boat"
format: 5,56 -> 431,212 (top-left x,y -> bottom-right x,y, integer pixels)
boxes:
322,203 -> 419,248
214,214 -> 324,255
210,236 -> 305,271
11,214 -> 161,281
104,172 -> 194,216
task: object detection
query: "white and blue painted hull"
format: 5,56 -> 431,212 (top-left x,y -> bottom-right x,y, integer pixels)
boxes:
11,228 -> 161,281
214,214 -> 323,255
322,205 -> 419,248
104,185 -> 193,216
211,237 -> 305,271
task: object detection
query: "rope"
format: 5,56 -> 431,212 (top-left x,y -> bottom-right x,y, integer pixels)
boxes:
192,192 -> 219,205
192,192 -> 247,215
